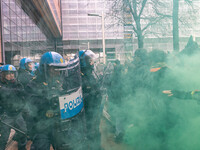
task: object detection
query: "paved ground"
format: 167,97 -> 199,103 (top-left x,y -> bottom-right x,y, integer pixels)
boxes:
6,130 -> 53,150
6,119 -> 131,150
100,118 -> 131,150
6,141 -> 54,150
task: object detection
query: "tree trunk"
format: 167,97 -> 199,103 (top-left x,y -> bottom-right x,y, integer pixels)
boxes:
173,0 -> 179,51
135,17 -> 144,49
137,32 -> 144,48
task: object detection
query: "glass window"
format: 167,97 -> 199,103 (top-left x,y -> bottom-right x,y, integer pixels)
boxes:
79,32 -> 87,38
87,9 -> 96,14
3,28 -> 10,35
105,32 -> 114,38
62,10 -> 68,15
69,32 -> 78,38
11,34 -> 18,42
1,0 -> 55,63
17,17 -> 21,27
78,3 -> 86,9
88,18 -> 96,24
3,16 -> 10,28
79,25 -> 87,31
61,3 -> 69,9
96,2 -> 104,8
78,9 -> 87,15
68,3 -> 77,9
10,25 -> 17,34
16,5 -> 22,17
69,10 -> 77,15
87,3 -> 95,9
87,25 -> 96,31
10,2 -> 16,11
2,2 -> 9,18
63,18 -> 78,24
65,25 -> 78,31
63,32 -> 70,39
11,9 -> 17,19
88,32 -> 97,38
78,18 -> 87,24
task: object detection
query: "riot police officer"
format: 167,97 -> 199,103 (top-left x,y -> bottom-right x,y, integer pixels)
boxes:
27,51 -> 86,150
18,58 -> 35,87
0,65 -> 27,150
25,52 -> 66,149
79,50 -> 102,150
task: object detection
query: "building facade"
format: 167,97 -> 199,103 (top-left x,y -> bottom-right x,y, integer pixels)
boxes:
61,0 -> 200,63
0,0 -> 62,66
1,0 -> 199,65
61,0 -> 127,63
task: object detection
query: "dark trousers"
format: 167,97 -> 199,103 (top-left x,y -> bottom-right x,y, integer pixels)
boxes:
85,107 -> 102,150
31,112 -> 87,150
0,113 -> 27,150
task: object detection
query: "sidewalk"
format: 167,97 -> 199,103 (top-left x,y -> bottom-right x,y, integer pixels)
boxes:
6,130 -> 53,150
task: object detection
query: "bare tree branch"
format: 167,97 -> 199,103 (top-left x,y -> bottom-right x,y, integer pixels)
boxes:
139,0 -> 148,17
142,16 -> 165,32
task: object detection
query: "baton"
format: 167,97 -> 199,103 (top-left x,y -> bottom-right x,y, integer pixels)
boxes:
0,118 -> 27,136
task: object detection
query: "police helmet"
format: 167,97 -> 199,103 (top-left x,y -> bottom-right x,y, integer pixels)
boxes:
0,66 -> 4,72
2,65 -> 16,72
39,51 -> 67,76
79,50 -> 97,68
1,65 -> 17,82
20,58 -> 33,70
34,62 -> 39,70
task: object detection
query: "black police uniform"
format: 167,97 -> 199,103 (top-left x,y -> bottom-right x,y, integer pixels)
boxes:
81,68 -> 102,150
0,80 -> 27,150
25,75 -> 62,149
27,75 -> 86,150
18,68 -> 34,87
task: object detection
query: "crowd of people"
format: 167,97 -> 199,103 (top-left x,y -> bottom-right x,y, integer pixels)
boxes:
1,36 -> 200,150
100,37 -> 200,150
0,50 -> 102,150
101,48 -> 172,149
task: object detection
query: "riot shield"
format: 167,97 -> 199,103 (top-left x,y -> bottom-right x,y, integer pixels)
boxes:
53,55 -> 86,150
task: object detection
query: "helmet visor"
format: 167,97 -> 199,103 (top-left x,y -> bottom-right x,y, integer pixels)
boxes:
85,50 -> 98,62
47,65 -> 68,79
26,62 -> 34,71
2,71 -> 17,81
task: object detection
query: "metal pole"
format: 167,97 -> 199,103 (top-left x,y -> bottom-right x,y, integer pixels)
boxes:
88,41 -> 90,50
102,11 -> 106,64
0,0 -> 5,64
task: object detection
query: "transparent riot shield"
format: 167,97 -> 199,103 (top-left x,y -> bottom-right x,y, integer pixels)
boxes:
53,55 -> 86,150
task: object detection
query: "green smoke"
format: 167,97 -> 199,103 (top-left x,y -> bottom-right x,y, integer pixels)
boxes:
104,48 -> 200,150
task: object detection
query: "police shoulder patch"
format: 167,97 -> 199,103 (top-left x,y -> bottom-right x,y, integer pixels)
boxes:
46,110 -> 54,118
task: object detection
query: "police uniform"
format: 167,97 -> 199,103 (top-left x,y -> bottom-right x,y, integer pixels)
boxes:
18,58 -> 35,87
79,50 -> 102,150
26,76 -> 62,149
18,69 -> 35,87
27,52 -> 86,150
0,76 -> 27,150
81,70 -> 102,150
